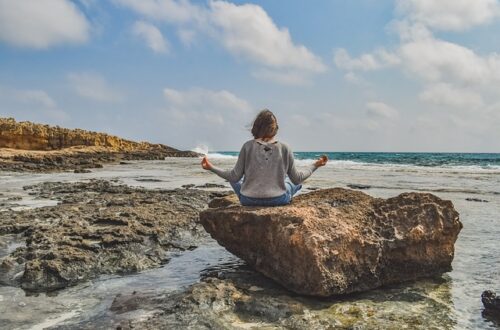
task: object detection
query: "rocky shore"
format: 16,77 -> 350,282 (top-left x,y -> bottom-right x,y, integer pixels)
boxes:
0,180 -> 227,291
0,118 -> 199,172
83,262 -> 456,329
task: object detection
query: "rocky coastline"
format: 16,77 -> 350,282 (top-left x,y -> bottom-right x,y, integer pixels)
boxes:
0,175 -> 493,329
0,180 -> 227,291
0,118 -> 492,328
0,118 -> 199,172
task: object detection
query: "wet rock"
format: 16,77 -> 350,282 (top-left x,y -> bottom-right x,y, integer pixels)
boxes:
135,178 -> 163,182
482,290 -> 500,316
347,184 -> 371,190
116,264 -> 456,329
0,180 -> 220,291
195,183 -> 227,189
465,197 -> 489,203
74,169 -> 91,173
200,188 -> 462,296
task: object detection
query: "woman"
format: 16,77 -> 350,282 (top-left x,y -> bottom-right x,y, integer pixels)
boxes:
201,109 -> 328,206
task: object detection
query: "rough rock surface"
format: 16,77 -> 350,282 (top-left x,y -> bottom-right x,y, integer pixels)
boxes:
0,117 -> 199,172
482,290 -> 500,320
0,180 -> 226,291
200,188 -> 462,296
100,264 -> 455,330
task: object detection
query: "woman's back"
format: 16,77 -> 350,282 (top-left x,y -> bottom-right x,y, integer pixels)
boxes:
238,139 -> 288,198
201,108 -> 327,205
210,139 -> 317,199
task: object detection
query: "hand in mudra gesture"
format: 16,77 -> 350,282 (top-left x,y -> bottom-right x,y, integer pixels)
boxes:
314,154 -> 328,167
201,156 -> 213,170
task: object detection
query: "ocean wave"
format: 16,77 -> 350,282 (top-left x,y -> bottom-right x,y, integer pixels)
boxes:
191,145 -> 209,155
202,151 -> 500,174
191,145 -> 238,159
207,152 -> 238,159
294,158 -> 500,173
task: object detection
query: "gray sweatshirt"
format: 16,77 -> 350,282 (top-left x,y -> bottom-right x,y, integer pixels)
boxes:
210,139 -> 317,198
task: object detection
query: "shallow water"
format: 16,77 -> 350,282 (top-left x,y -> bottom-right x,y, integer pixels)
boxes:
0,157 -> 499,329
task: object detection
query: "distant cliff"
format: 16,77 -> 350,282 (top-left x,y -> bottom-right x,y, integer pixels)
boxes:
0,117 -> 179,152
0,117 -> 199,172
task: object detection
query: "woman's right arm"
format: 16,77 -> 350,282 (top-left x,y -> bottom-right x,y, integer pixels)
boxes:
286,147 -> 327,185
286,147 -> 317,185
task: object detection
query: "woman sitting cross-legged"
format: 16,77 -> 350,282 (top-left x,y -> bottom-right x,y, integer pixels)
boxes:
201,109 -> 328,206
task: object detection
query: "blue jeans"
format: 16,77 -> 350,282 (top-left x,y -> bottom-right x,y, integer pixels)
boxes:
230,178 -> 302,206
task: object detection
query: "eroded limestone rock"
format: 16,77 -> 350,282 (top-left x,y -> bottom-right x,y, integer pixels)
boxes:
0,117 -> 199,172
0,180 -> 226,291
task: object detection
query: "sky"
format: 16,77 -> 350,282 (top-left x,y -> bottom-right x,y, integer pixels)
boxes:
1,0 -> 500,152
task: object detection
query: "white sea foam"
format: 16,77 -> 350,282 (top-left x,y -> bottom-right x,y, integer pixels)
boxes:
191,145 -> 209,155
191,144 -> 238,159
207,152 -> 237,159
294,158 -> 500,174
194,149 -> 500,174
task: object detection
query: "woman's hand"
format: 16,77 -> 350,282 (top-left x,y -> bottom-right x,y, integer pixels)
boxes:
201,156 -> 213,170
314,154 -> 328,167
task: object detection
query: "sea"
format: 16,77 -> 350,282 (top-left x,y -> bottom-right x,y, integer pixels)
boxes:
218,151 -> 500,169
0,151 -> 499,329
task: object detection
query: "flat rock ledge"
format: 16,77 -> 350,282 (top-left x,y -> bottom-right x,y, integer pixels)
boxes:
200,188 -> 462,297
0,180 -> 225,291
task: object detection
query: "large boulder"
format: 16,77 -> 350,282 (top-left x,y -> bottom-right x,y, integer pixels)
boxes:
200,188 -> 462,297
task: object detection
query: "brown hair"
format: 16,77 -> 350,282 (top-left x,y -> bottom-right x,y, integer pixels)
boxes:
251,109 -> 278,139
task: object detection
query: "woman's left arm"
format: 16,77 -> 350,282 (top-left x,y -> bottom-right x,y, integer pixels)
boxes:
203,147 -> 246,183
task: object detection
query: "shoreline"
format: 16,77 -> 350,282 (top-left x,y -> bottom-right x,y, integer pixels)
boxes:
0,146 -> 200,173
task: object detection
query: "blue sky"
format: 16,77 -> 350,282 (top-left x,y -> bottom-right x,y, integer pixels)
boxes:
1,0 -> 499,152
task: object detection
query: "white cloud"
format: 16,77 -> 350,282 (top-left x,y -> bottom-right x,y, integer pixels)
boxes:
419,83 -> 484,108
343,72 -> 370,86
0,0 -> 90,49
0,87 -> 69,122
164,87 -> 252,118
132,21 -> 169,53
157,87 -> 254,148
329,0 -> 500,151
208,1 -> 326,73
78,0 -> 98,9
112,0 -> 204,24
396,0 -> 500,31
398,36 -> 500,85
334,48 -> 399,71
334,9 -> 500,117
334,49 -> 379,71
366,102 -> 399,119
14,90 -> 57,109
68,73 -> 124,103
114,0 -> 326,83
289,114 -> 311,127
336,33 -> 500,88
177,29 -> 197,46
